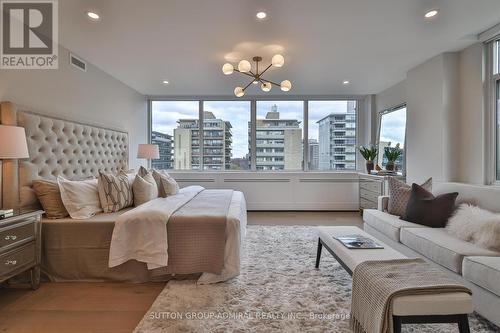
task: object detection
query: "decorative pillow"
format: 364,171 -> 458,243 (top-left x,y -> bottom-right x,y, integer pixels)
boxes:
152,170 -> 179,197
447,204 -> 500,251
132,172 -> 158,206
32,179 -> 69,219
402,183 -> 458,228
57,176 -> 103,219
138,165 -> 148,177
387,177 -> 432,216
97,171 -> 134,213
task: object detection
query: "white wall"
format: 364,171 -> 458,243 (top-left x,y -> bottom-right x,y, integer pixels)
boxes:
374,43 -> 485,185
0,45 -> 148,170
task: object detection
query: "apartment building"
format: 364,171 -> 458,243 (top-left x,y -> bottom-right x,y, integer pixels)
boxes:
174,111 -> 232,170
253,105 -> 302,171
308,139 -> 320,170
317,101 -> 356,170
151,131 -> 173,170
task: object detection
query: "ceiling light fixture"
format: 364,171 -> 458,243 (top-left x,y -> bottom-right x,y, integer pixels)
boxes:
256,12 -> 267,19
424,9 -> 438,18
222,55 -> 292,97
342,80 -> 350,85
162,80 -> 169,85
85,11 -> 100,21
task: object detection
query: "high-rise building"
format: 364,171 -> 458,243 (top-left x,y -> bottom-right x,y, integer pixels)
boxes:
308,139 -> 319,170
174,111 -> 232,170
317,101 -> 357,170
151,131 -> 173,170
252,105 -> 302,171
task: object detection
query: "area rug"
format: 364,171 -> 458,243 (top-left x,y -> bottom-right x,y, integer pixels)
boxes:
134,226 -> 499,333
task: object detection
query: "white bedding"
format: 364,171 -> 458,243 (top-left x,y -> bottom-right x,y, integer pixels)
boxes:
108,186 -> 247,284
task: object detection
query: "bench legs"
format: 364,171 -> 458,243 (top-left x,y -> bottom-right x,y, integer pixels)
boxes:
315,239 -> 322,268
393,314 -> 470,333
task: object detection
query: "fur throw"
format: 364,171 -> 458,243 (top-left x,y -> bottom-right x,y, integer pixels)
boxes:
446,204 -> 500,251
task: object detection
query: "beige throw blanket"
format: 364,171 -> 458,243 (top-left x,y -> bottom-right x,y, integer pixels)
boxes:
350,258 -> 471,333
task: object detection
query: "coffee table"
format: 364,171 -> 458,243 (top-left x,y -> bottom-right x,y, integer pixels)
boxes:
315,226 -> 472,333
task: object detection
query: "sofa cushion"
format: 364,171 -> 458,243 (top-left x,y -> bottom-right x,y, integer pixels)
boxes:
363,209 -> 426,242
400,228 -> 500,274
462,257 -> 500,297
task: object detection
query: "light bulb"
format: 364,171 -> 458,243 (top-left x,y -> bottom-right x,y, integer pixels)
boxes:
280,80 -> 291,92
425,9 -> 438,18
238,60 -> 251,73
234,87 -> 245,97
222,63 -> 234,75
261,82 -> 272,92
272,54 -> 285,67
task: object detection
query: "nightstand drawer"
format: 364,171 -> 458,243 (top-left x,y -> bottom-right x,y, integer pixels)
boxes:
360,198 -> 377,210
360,189 -> 379,203
0,243 -> 36,277
0,220 -> 36,250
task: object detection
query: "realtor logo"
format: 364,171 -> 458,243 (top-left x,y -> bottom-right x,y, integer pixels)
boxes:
1,0 -> 58,69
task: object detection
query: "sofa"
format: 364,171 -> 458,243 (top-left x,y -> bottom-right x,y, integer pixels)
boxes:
362,181 -> 500,327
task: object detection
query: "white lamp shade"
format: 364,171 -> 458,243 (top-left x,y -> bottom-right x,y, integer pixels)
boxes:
0,125 -> 29,159
261,82 -> 272,92
238,60 -> 251,73
137,144 -> 160,159
272,54 -> 285,67
234,86 -> 245,97
280,80 -> 292,92
222,63 -> 234,75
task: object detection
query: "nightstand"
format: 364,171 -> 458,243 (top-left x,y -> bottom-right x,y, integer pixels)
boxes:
358,173 -> 404,213
0,210 -> 43,290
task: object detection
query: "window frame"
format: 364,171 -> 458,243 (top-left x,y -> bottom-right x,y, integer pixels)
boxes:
486,38 -> 500,185
148,97 -> 363,173
376,103 -> 407,175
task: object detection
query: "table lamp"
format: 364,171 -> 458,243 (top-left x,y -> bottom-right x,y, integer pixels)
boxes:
0,125 -> 29,210
137,144 -> 159,168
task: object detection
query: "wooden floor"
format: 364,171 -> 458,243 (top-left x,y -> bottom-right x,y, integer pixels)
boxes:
0,211 -> 362,333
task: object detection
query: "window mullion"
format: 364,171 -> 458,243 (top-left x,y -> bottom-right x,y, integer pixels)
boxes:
251,100 -> 257,171
199,100 -> 204,171
303,100 -> 309,171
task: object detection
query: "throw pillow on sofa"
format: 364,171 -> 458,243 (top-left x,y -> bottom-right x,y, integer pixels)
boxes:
447,203 -> 500,251
387,177 -> 432,216
403,183 -> 458,228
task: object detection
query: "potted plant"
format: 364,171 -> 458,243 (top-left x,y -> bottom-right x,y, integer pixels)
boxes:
358,145 -> 378,173
384,143 -> 403,171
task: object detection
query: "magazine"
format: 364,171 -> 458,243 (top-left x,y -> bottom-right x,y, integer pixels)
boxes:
334,234 -> 384,249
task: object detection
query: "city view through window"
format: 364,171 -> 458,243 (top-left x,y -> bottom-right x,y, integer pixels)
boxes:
377,106 -> 407,171
151,100 -> 357,171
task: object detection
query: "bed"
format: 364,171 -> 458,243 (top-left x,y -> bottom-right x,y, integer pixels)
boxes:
0,101 -> 247,284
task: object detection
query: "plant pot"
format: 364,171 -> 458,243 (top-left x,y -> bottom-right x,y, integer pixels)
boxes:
386,162 -> 395,171
366,161 -> 374,174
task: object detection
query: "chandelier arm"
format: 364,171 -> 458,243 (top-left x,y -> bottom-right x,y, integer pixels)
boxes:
234,69 -> 256,79
242,80 -> 254,91
259,64 -> 273,76
260,78 -> 281,87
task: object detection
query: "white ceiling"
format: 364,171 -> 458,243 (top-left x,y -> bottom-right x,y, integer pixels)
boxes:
59,0 -> 500,97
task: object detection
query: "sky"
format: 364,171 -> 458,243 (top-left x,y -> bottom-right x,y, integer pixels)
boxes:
379,107 -> 407,147
152,100 -> 358,159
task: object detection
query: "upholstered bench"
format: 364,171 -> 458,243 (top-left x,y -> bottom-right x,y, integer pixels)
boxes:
315,226 -> 473,333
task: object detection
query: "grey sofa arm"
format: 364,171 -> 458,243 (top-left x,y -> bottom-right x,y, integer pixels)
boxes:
378,196 -> 389,212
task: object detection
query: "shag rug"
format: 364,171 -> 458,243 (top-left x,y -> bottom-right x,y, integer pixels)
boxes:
134,226 -> 499,333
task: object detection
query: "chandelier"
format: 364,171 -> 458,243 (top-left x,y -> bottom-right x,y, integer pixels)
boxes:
222,54 -> 292,97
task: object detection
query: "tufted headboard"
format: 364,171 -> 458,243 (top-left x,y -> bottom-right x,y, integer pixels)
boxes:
0,101 -> 129,210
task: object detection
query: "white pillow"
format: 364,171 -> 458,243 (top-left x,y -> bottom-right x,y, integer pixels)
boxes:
446,203 -> 500,251
152,170 -> 179,197
57,176 -> 103,219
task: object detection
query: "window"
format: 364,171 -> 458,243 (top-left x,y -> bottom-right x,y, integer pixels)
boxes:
203,101 -> 251,170
494,40 -> 499,75
151,101 -> 199,170
308,101 -> 357,170
496,81 -> 500,179
377,105 -> 407,172
256,101 -> 303,171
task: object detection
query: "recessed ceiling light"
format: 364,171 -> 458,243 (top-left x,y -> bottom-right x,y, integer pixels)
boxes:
342,80 -> 350,85
256,12 -> 267,19
85,11 -> 100,21
162,80 -> 169,85
424,9 -> 438,18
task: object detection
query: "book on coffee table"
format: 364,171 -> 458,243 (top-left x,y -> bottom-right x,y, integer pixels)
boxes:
334,234 -> 384,249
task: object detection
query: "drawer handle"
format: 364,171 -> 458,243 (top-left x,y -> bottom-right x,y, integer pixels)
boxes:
5,260 -> 17,266
4,235 -> 18,241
